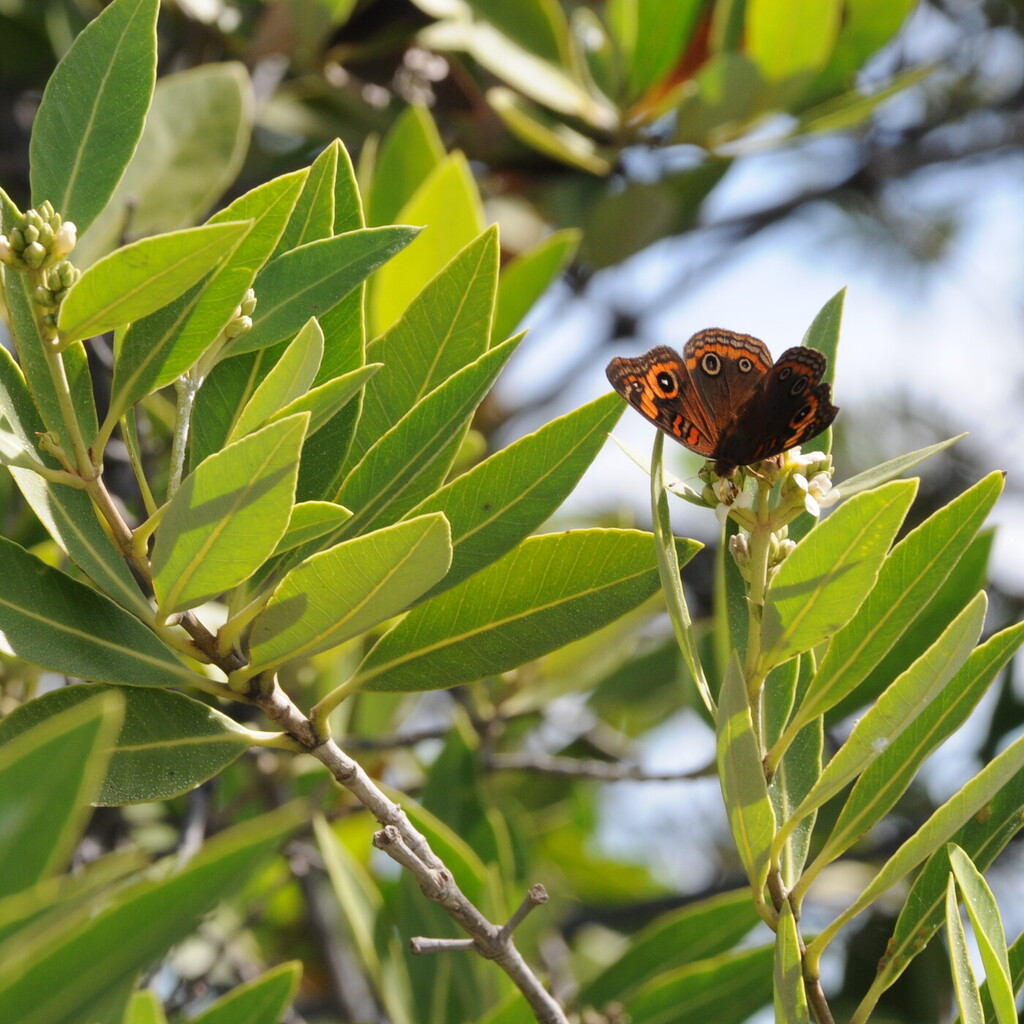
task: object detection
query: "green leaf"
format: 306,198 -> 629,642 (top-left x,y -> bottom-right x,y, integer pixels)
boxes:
420,17 -> 615,129
243,513 -> 453,680
0,684 -> 253,805
746,0 -> 842,81
352,528 -> 700,693
626,944 -> 774,1024
0,693 -> 123,898
783,592 -> 986,835
829,530 -> 993,724
335,333 -> 524,537
487,89 -> 614,174
122,990 -> 167,1024
774,901 -> 810,1024
314,817 -> 413,1024
227,226 -> 419,356
272,501 -> 353,554
948,846 -> 1016,1024
151,414 -> 307,614
190,962 -> 302,1024
58,221 -> 252,346
348,226 -> 499,468
74,63 -> 253,266
609,0 -> 706,98
407,392 -> 626,600
276,142 -> 338,254
808,728 -> 1024,966
811,620 -> 1024,876
229,318 -> 324,442
109,170 -> 305,419
0,535 -> 195,687
492,228 -> 579,343
831,434 -> 966,500
579,890 -> 760,1006
716,656 -> 775,894
367,104 -> 446,228
769,712 -> 822,889
368,153 -> 485,334
759,479 -> 918,668
866,773 -> 1024,1015
464,0 -> 570,65
0,806 -> 302,1024
946,876 -> 984,1024
29,0 -> 158,233
793,471 -> 1003,729
0,344 -> 149,616
269,363 -> 381,437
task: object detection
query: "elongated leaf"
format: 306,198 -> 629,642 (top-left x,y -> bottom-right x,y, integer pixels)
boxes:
275,143 -> 337,255
243,513 -> 453,680
579,890 -> 759,1006
794,472 -> 1002,730
0,535 -> 194,687
651,432 -> 714,714
229,318 -> 324,442
784,593 -> 985,833
73,63 -> 252,266
0,684 -> 253,805
0,344 -> 148,615
717,656 -> 775,894
367,104 -> 445,228
774,901 -> 810,1024
770,715 -> 822,889
759,479 -> 917,668
152,414 -> 306,614
29,0 -> 157,233
829,530 -> 993,724
626,944 -> 774,1024
227,226 -> 419,357
808,729 -> 1024,964
109,170 -> 305,418
812,621 -> 1024,874
335,333 -> 524,537
948,846 -> 1016,1024
269,363 -> 380,437
369,153 -> 485,334
492,228 -> 579,342
272,501 -> 352,554
314,817 -> 413,1024
0,693 -> 122,898
59,222 -> 251,346
348,226 -> 498,468
352,528 -> 700,693
408,392 -> 625,599
0,807 -> 301,1024
866,767 -> 1024,1015
947,877 -> 984,1024
746,0 -> 842,81
190,962 -> 302,1024
832,435 -> 965,500
123,991 -> 166,1024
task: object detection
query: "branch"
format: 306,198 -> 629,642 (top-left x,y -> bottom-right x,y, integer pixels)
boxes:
259,682 -> 569,1024
486,750 -> 714,782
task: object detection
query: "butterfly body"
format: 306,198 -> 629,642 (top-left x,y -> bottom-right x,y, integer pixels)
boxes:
606,329 -> 838,477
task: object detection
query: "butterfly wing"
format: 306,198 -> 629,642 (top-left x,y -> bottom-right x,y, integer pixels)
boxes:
683,329 -> 773,417
605,346 -> 719,457
719,347 -> 838,466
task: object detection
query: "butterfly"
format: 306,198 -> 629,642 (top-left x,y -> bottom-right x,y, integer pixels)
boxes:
606,328 -> 838,477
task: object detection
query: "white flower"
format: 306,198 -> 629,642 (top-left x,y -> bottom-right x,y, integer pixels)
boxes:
53,221 -> 77,258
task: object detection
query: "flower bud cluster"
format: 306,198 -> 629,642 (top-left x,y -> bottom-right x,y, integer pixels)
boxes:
0,201 -> 77,271
33,260 -> 82,329
224,288 -> 257,339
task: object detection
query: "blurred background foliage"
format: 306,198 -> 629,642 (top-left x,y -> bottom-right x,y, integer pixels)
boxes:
1,1 -> 1023,1021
